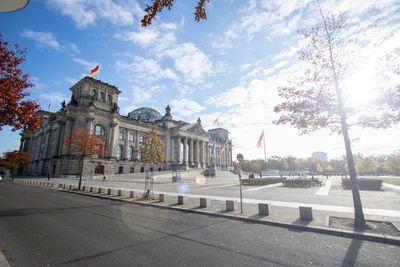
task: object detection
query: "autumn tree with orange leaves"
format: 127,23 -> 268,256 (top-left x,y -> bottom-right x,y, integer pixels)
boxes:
0,150 -> 32,180
0,35 -> 41,133
141,0 -> 209,27
65,127 -> 106,190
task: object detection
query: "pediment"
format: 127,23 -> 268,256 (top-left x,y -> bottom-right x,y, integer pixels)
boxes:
181,123 -> 208,136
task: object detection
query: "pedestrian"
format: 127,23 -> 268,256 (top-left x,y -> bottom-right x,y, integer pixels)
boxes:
102,172 -> 107,182
47,173 -> 50,181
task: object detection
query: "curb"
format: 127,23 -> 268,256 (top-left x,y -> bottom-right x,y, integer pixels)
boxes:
61,187 -> 400,246
12,180 -> 400,246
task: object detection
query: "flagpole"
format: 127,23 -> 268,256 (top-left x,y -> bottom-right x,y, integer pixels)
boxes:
98,64 -> 100,80
263,129 -> 267,172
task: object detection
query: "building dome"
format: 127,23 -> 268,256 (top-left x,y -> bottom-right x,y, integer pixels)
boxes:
128,107 -> 162,123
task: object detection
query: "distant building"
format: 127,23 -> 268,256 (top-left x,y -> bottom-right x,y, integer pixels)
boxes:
312,151 -> 328,162
19,77 -> 233,176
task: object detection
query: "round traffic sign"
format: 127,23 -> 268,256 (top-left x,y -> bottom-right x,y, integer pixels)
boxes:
236,153 -> 244,161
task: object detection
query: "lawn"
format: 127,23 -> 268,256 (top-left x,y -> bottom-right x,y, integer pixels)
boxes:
381,178 -> 400,186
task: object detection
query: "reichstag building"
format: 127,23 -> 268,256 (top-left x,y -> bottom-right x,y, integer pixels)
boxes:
20,77 -> 233,176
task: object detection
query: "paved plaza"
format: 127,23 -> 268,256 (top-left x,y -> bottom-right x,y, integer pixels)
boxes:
15,172 -> 400,226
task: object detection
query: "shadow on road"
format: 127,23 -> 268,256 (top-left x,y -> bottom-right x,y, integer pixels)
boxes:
0,203 -> 119,218
341,239 -> 363,267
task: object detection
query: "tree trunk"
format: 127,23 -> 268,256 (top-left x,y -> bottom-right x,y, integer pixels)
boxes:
78,155 -> 85,190
340,117 -> 366,227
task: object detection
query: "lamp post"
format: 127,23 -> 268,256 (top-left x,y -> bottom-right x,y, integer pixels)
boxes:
236,153 -> 244,214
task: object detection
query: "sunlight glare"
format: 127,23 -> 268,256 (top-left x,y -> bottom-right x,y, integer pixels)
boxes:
341,67 -> 378,108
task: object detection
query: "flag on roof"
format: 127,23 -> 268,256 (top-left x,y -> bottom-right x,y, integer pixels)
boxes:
89,65 -> 100,77
212,117 -> 219,125
256,130 -> 264,148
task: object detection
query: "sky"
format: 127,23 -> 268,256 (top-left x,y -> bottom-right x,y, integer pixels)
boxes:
1,0 -> 400,160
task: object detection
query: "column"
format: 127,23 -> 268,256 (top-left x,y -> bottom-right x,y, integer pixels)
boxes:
169,136 -> 174,163
196,140 -> 200,168
109,122 -> 118,157
199,141 -> 204,167
123,128 -> 128,160
189,139 -> 193,166
183,138 -> 188,164
177,137 -> 181,164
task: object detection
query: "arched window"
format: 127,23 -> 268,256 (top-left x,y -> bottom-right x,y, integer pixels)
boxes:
94,124 -> 106,137
116,145 -> 123,160
100,91 -> 105,100
90,89 -> 97,97
127,146 -> 133,160
107,94 -> 112,102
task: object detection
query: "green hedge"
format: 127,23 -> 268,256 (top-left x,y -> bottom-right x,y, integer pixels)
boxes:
342,178 -> 382,191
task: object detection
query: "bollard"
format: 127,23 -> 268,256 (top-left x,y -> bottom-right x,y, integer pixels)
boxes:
226,200 -> 235,211
177,195 -> 187,205
159,194 -> 164,202
82,185 -> 86,191
69,185 -> 73,190
258,203 -> 269,216
200,198 -> 208,208
129,191 -> 134,198
299,206 -> 313,221
107,188 -> 111,195
90,187 -> 93,192
117,189 -> 122,196
97,187 -> 102,194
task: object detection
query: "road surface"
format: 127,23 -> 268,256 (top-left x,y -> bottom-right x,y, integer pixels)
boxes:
0,183 -> 399,266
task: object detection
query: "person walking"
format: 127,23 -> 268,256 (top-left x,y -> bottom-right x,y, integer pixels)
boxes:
102,172 -> 107,182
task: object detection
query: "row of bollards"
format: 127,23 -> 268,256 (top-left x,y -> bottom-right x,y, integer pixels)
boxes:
16,179 -> 313,221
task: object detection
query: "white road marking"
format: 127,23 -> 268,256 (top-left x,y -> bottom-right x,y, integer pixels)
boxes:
202,183 -> 239,190
245,183 -> 283,192
0,251 -> 11,267
315,178 -> 333,196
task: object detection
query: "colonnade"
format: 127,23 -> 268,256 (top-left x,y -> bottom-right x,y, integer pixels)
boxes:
173,137 -> 210,168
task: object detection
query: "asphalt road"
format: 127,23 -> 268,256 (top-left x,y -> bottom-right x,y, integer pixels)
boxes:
1,182 -> 399,267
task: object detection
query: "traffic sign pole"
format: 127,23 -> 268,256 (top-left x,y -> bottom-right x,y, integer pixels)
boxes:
236,154 -> 244,214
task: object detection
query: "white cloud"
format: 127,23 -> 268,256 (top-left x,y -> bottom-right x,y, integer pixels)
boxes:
162,43 -> 213,84
115,56 -> 178,84
39,91 -> 69,107
46,0 -> 138,29
20,29 -> 80,54
73,58 -> 99,71
169,98 -> 205,120
115,28 -> 159,47
20,30 -> 61,50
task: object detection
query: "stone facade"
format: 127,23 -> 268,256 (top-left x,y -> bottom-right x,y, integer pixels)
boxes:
20,77 -> 233,176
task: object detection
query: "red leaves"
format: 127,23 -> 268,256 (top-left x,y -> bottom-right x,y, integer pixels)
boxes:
65,127 -> 106,157
0,35 -> 41,133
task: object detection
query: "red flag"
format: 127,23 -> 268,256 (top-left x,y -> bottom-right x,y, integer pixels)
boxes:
212,117 -> 219,125
256,130 -> 264,148
89,65 -> 100,76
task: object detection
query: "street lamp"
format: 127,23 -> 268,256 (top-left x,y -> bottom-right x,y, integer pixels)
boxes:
0,0 -> 29,12
236,153 -> 244,214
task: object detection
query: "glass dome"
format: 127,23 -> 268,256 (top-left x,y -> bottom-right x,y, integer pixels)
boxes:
128,107 -> 162,123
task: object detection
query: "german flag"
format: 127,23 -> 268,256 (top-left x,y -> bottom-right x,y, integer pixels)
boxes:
256,130 -> 264,148
89,65 -> 100,77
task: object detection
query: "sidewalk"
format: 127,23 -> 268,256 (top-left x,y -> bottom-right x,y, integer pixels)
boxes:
12,178 -> 400,245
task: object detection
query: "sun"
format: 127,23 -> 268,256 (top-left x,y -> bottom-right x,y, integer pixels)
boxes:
341,67 -> 378,108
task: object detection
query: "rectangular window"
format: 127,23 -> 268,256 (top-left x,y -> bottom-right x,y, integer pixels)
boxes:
119,131 -> 125,141
129,132 -> 134,142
